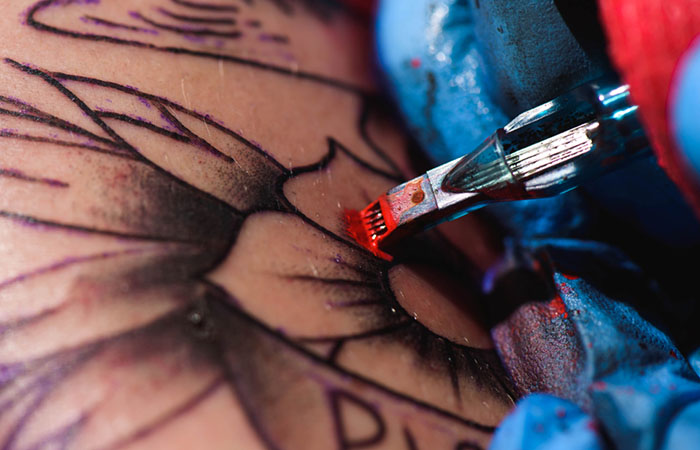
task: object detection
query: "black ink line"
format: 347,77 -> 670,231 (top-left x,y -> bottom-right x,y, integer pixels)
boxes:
332,138 -> 403,182
296,320 -> 411,344
358,97 -> 404,177
5,59 -> 134,151
403,428 -> 419,450
0,37 -> 504,442
276,127 -> 516,402
155,104 -> 237,164
97,111 -> 190,143
26,1 -> 366,95
329,389 -> 386,449
203,284 -> 497,432
131,11 -> 242,38
157,7 -> 237,25
171,0 -> 239,12
328,340 -> 345,363
0,97 -> 127,149
285,137 -> 401,182
82,16 -> 157,34
0,168 -> 68,188
278,137 -> 516,402
274,139 -> 402,261
46,71 -> 289,173
4,60 -> 246,222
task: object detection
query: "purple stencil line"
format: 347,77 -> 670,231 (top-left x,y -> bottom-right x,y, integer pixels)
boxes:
0,131 -> 136,161
0,247 -> 163,291
23,411 -> 87,450
156,7 -> 237,24
81,15 -> 159,35
0,167 -> 69,188
130,11 -> 242,39
170,0 -> 239,13
259,33 -> 289,44
101,378 -> 225,450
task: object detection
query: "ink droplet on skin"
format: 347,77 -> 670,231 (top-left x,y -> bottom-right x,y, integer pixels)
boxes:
410,58 -> 421,69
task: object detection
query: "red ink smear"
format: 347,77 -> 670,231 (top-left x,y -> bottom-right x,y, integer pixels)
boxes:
591,381 -> 607,391
555,407 -> 567,419
548,295 -> 568,319
343,209 -> 392,261
338,0 -> 375,14
586,420 -> 598,432
558,282 -> 574,296
410,58 -> 421,68
562,273 -> 579,280
670,350 -> 679,359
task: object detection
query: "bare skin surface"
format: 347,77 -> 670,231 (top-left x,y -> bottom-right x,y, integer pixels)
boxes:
0,1 -> 515,448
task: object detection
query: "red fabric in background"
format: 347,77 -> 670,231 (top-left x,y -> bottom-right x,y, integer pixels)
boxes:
339,0 -> 375,15
598,0 -> 700,216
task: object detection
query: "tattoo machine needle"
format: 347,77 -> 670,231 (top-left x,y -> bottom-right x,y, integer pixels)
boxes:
346,78 -> 651,259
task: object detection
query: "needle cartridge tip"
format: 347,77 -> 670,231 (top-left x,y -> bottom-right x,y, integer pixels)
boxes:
344,174 -> 440,260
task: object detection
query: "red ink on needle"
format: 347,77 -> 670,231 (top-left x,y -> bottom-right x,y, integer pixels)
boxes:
343,208 -> 393,261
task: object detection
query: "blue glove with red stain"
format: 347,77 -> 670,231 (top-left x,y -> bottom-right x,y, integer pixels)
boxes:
374,1 -> 700,448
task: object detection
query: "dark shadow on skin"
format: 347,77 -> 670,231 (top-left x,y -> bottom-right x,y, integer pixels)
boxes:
0,1 -> 519,447
0,56 -> 514,448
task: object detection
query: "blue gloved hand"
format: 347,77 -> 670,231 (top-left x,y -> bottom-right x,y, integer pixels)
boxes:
489,241 -> 700,450
490,394 -> 605,450
375,2 -> 700,448
375,0 -> 700,244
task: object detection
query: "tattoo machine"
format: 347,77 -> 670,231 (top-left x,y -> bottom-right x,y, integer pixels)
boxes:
347,78 -> 649,258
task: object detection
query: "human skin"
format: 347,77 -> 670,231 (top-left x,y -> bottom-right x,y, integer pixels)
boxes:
0,1 -> 515,448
